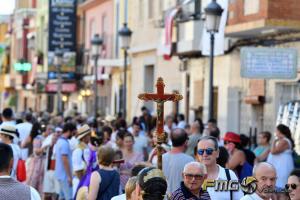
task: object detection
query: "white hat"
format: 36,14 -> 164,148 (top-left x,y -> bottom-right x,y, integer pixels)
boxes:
76,124 -> 91,140
105,115 -> 115,122
0,126 -> 19,138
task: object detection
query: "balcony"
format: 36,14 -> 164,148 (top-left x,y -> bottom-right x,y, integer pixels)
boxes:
175,19 -> 203,57
226,0 -> 300,38
157,0 -> 203,58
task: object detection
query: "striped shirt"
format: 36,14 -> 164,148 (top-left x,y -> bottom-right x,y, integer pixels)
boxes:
170,182 -> 211,200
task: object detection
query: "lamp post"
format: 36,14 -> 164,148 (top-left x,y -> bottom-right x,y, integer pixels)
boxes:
204,0 -> 223,120
91,34 -> 103,120
54,49 -> 64,115
118,23 -> 132,120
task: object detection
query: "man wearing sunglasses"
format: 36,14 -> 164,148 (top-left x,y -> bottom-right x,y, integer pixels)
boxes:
241,162 -> 277,200
163,128 -> 194,195
197,136 -> 243,200
170,162 -> 211,200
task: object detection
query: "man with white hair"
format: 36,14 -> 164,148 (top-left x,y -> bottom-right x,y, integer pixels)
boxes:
241,162 -> 277,200
170,162 -> 211,199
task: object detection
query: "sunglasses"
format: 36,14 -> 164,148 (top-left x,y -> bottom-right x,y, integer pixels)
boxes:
197,148 -> 214,155
285,183 -> 299,190
184,173 -> 204,180
224,141 -> 233,145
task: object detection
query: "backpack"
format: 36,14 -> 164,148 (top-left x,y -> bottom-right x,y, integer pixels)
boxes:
292,151 -> 300,168
239,161 -> 253,181
225,168 -> 232,200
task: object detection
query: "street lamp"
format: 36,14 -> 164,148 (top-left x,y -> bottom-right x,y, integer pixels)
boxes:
204,0 -> 223,120
118,23 -> 132,120
54,49 -> 64,115
91,34 -> 103,120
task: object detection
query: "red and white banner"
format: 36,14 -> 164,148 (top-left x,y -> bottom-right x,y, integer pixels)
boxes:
162,8 -> 180,60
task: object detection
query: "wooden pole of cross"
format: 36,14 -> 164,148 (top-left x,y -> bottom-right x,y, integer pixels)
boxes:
138,77 -> 183,170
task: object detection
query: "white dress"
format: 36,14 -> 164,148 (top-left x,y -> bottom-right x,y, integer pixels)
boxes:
267,138 -> 294,188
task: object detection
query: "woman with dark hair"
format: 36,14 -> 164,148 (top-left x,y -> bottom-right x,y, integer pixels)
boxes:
217,146 -> 229,168
253,131 -> 271,163
224,132 -> 252,180
287,169 -> 300,200
26,122 -> 46,194
119,133 -> 143,191
135,167 -> 167,200
267,124 -> 294,188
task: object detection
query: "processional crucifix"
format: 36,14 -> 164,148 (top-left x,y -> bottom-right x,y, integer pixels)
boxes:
138,77 -> 183,170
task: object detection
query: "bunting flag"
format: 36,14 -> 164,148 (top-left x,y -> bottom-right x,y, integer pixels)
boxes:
162,8 -> 180,60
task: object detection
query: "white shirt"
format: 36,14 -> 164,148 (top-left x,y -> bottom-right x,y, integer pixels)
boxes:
177,121 -> 186,129
0,176 -> 41,200
206,165 -> 244,200
164,124 -> 176,135
9,143 -> 21,178
72,146 -> 89,172
111,194 -> 126,200
133,134 -> 148,153
240,192 -> 264,200
69,136 -> 79,151
16,122 -> 33,160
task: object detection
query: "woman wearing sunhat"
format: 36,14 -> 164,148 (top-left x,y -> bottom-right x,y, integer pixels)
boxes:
224,132 -> 253,180
0,125 -> 21,179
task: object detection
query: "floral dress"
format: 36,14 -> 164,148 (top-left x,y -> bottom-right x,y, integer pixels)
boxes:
119,152 -> 143,191
26,135 -> 45,194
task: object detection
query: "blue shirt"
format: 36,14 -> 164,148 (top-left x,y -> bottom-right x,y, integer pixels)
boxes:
55,137 -> 72,181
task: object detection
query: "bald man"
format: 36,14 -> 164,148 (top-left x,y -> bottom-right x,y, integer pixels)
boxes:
241,162 -> 277,200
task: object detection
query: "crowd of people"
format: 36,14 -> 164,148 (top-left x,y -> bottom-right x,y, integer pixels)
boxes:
0,106 -> 300,200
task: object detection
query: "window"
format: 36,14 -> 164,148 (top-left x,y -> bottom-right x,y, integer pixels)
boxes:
244,0 -> 259,15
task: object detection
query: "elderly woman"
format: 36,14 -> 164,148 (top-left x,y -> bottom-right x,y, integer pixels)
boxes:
287,169 -> 300,200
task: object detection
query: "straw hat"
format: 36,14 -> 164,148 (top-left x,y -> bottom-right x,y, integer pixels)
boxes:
76,124 -> 91,140
0,126 -> 19,138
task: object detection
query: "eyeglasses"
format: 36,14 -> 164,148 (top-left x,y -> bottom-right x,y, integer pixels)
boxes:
197,148 -> 214,155
184,173 -> 204,180
285,183 -> 299,190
